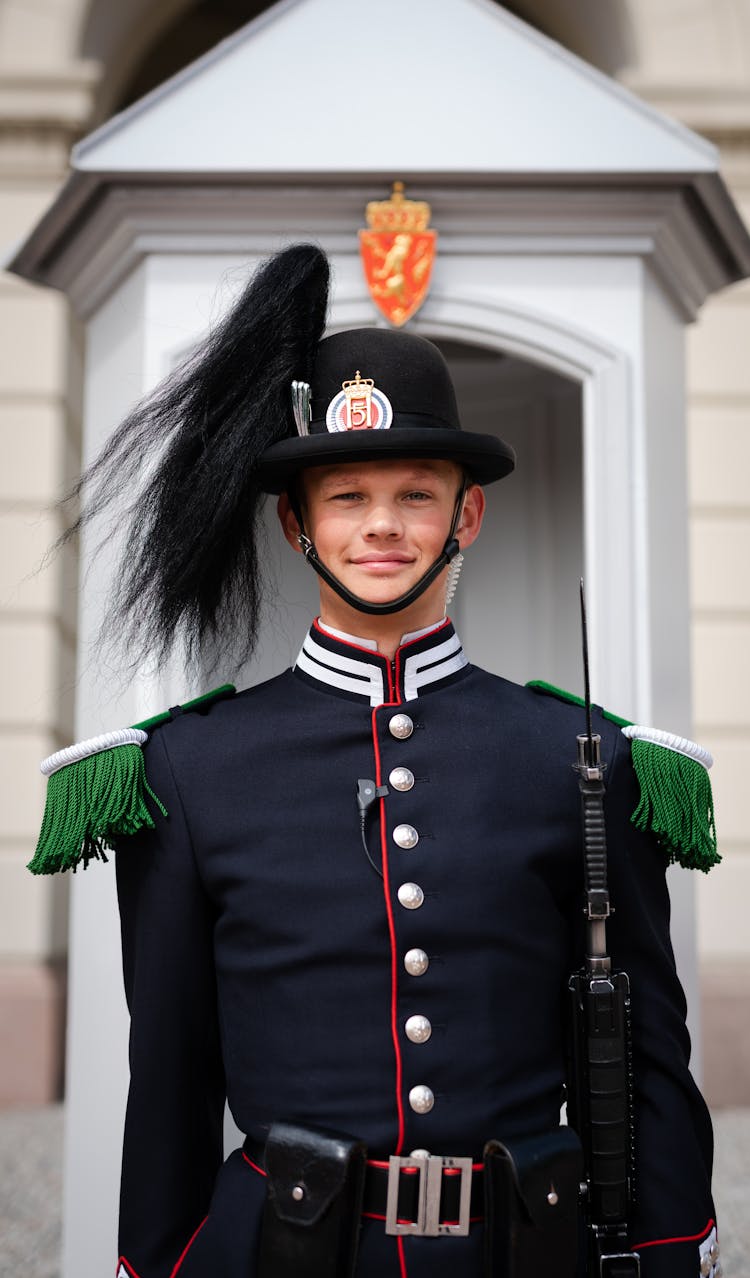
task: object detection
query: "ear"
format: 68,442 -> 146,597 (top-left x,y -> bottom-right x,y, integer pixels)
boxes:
277,492 -> 304,553
456,483 -> 485,551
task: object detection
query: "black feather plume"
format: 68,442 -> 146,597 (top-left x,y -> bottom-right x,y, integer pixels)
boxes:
59,244 -> 329,672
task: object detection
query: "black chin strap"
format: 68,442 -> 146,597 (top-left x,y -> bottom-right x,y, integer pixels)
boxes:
293,483 -> 466,617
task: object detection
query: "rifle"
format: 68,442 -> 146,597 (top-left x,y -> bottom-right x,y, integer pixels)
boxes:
566,582 -> 640,1277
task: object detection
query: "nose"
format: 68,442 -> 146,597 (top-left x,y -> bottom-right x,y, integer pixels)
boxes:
361,499 -> 404,539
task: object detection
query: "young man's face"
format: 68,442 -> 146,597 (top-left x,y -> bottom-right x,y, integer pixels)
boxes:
278,457 -> 485,631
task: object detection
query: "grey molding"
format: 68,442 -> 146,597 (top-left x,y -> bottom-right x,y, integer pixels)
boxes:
10,174 -> 748,323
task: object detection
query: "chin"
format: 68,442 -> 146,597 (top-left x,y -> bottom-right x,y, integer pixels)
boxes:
349,573 -> 419,602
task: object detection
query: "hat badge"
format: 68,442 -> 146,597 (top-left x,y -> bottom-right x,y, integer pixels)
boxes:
326,370 -> 393,433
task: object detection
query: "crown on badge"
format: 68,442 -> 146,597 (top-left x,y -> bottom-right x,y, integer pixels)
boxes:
365,182 -> 431,234
342,370 -> 374,393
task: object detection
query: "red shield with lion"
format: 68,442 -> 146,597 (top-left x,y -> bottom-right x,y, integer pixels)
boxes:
359,183 -> 437,327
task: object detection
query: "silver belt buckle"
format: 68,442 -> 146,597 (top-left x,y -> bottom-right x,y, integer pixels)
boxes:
385,1151 -> 473,1237
600,1256 -> 641,1277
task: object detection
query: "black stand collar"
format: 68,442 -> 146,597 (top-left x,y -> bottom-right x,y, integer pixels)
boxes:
293,619 -> 469,706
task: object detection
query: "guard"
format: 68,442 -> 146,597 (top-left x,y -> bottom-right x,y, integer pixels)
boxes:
31,246 -> 721,1278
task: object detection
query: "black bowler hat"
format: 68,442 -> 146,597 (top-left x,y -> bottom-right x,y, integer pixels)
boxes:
259,327 -> 516,493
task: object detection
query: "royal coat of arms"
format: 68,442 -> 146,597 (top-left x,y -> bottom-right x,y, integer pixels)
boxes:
359,182 -> 437,327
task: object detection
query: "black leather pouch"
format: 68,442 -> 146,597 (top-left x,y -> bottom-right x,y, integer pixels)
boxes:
257,1121 -> 367,1278
483,1126 -> 583,1278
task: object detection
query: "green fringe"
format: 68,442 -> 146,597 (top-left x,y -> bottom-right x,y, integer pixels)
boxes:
27,744 -> 167,876
629,737 -> 720,873
28,684 -> 234,876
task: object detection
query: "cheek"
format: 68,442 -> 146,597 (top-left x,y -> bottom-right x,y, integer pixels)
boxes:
307,509 -> 351,553
405,509 -> 451,548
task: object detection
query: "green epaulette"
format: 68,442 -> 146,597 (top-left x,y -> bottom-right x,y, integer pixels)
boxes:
29,685 -> 236,876
527,680 -> 719,873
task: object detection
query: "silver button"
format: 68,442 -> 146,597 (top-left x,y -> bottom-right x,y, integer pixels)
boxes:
397,882 -> 424,910
405,1014 -> 432,1044
409,1084 -> 434,1114
389,766 -> 415,791
700,1257 -> 712,1277
404,948 -> 429,976
291,1185 -> 305,1202
389,713 -> 414,740
710,1242 -> 720,1263
714,1264 -> 723,1278
410,1148 -> 430,1159
393,823 -> 419,849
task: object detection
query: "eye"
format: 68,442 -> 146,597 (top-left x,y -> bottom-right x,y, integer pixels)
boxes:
328,491 -> 363,502
403,490 -> 433,502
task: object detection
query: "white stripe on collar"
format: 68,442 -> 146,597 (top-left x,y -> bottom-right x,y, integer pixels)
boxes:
403,630 -> 467,701
297,632 -> 385,707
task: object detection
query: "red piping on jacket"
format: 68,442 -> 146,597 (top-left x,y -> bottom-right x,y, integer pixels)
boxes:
116,1259 -> 141,1278
380,627 -> 450,1278
372,689 -> 405,1157
372,660 -> 408,1278
632,1218 -> 716,1251
397,1234 -> 408,1278
242,1152 -> 267,1177
169,1217 -> 209,1277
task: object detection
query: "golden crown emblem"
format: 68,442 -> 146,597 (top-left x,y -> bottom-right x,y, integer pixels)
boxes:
342,370 -> 374,393
364,181 -> 432,234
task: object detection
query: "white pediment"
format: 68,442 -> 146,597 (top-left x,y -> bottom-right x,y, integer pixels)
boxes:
73,0 -> 717,177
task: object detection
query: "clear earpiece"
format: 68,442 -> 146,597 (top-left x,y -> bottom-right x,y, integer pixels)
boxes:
445,552 -> 464,606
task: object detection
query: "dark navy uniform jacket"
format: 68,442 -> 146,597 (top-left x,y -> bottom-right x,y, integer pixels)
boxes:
115,620 -> 716,1278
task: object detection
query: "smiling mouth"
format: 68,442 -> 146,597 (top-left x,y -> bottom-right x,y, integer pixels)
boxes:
351,554 -> 415,570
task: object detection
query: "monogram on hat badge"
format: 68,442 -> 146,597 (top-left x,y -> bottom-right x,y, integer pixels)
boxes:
326,370 -> 393,433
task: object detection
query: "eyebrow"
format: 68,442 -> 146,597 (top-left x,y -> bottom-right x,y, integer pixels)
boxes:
316,465 -> 449,492
317,471 -> 361,488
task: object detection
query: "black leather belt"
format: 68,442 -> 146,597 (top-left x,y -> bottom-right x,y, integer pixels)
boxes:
244,1138 -> 484,1237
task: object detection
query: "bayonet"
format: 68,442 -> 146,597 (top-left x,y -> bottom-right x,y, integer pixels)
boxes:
579,578 -> 595,768
568,581 -> 640,1276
